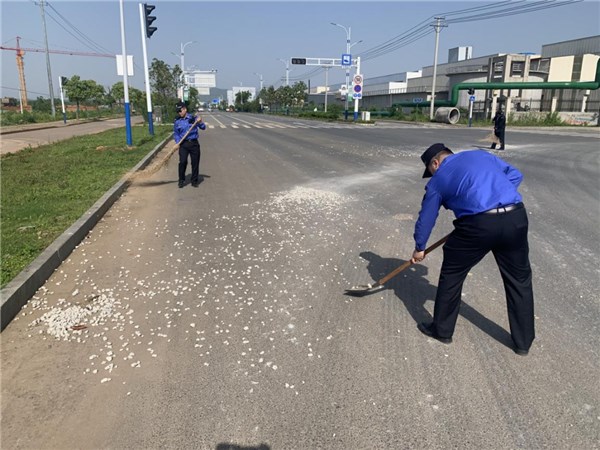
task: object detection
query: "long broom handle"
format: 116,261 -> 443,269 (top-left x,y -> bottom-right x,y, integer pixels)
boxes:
375,233 -> 450,287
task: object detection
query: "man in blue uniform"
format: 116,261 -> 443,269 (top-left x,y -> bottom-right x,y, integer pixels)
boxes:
173,101 -> 206,188
411,143 -> 534,355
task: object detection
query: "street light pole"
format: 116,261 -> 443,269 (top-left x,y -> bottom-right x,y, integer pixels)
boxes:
179,40 -> 196,100
278,58 -> 290,86
430,16 -> 446,120
254,72 -> 264,110
253,72 -> 263,91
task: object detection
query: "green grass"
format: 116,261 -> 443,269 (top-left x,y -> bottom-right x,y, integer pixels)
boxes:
1,124 -> 172,288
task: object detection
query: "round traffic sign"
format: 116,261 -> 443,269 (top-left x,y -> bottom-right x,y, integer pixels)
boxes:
353,85 -> 362,93
353,74 -> 363,85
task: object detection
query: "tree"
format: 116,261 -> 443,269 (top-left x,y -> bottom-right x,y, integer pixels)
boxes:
63,75 -> 105,119
186,86 -> 200,112
291,81 -> 307,107
235,90 -> 252,111
149,58 -> 182,121
261,86 -> 277,110
107,82 -> 145,115
30,96 -> 53,113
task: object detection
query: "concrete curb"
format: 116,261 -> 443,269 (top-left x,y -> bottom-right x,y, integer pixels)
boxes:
0,134 -> 172,331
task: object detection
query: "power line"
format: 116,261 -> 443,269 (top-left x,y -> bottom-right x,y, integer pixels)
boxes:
1,85 -> 54,97
286,0 -> 582,85
46,2 -> 113,55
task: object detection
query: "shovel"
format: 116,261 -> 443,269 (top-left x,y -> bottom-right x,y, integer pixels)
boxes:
344,233 -> 450,297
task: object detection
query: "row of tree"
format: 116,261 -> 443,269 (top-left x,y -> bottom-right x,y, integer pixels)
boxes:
15,59 -> 309,120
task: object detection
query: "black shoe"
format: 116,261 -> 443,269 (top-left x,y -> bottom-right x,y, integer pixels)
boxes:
514,348 -> 529,356
191,183 -> 199,188
178,181 -> 185,188
498,147 -> 505,150
417,322 -> 452,344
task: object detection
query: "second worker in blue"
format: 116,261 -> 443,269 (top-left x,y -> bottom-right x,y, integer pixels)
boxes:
174,101 -> 206,188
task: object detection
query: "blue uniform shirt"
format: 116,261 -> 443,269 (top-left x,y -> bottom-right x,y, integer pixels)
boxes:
173,113 -> 206,143
414,149 -> 523,251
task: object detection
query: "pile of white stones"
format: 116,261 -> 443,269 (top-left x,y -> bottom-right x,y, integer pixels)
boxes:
30,291 -> 120,340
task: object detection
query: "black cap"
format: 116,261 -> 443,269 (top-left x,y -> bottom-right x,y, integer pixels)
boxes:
421,143 -> 452,178
175,101 -> 186,112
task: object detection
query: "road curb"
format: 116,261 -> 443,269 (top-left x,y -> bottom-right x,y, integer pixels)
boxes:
0,134 -> 172,331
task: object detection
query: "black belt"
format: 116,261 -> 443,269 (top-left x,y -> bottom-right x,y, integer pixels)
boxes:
483,203 -> 521,214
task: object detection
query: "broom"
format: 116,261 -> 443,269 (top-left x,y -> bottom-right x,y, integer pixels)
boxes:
129,117 -> 203,181
482,130 -> 501,146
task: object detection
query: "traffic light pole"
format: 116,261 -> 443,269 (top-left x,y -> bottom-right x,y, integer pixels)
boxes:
139,2 -> 154,135
291,56 -> 361,120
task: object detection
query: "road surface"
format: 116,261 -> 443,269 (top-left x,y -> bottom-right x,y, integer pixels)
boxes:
1,113 -> 599,449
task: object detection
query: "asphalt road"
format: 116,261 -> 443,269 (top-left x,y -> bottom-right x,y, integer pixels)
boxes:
1,113 -> 599,449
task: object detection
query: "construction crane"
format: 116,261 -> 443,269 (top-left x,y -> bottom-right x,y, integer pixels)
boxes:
0,36 -> 114,109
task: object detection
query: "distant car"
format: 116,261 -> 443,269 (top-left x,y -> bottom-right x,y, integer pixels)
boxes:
198,107 -> 205,112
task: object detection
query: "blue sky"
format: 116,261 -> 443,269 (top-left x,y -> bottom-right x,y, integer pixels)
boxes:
1,0 -> 599,100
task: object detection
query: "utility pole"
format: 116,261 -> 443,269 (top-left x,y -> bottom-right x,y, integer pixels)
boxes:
429,16 -> 446,121
39,0 -> 56,117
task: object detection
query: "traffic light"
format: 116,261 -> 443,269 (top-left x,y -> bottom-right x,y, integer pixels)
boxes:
60,76 -> 68,86
291,58 -> 307,65
467,88 -> 475,95
143,4 -> 157,38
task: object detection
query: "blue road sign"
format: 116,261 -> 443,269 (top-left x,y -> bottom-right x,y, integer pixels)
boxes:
353,84 -> 362,93
341,54 -> 352,66
469,95 -> 476,102
212,98 -> 219,104
413,98 -> 423,104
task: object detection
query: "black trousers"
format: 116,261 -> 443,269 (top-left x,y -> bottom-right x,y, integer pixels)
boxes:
178,139 -> 200,184
432,204 -> 535,350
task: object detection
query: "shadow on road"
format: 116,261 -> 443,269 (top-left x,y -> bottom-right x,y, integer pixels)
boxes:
216,444 -> 270,450
358,251 -> 514,350
133,174 -> 210,187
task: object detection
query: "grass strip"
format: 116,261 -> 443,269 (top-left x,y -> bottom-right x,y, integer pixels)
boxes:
1,124 -> 172,288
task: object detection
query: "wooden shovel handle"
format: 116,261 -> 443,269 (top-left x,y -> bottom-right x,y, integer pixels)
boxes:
376,233 -> 450,286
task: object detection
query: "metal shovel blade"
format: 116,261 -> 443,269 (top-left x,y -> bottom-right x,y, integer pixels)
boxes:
344,283 -> 384,297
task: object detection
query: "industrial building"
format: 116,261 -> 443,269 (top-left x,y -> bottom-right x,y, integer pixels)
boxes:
355,35 -> 600,123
